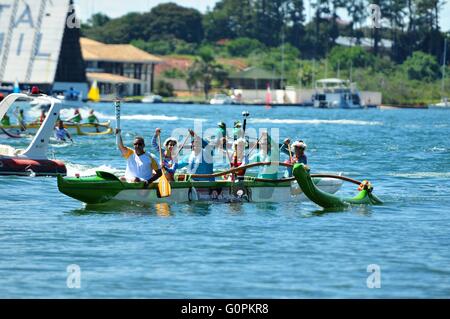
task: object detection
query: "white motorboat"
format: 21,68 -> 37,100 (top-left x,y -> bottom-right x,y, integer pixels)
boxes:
210,94 -> 234,105
313,78 -> 362,109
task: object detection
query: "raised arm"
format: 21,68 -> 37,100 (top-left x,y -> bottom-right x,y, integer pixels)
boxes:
152,128 -> 161,154
280,139 -> 291,156
115,129 -> 128,156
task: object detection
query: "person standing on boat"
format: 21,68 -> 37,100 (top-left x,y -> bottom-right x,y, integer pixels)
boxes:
178,129 -> 214,181
54,120 -> 73,143
67,109 -> 82,123
116,129 -> 162,187
152,128 -> 178,181
281,139 -> 308,177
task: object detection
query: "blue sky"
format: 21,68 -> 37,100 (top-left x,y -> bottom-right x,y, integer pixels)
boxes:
74,0 -> 450,32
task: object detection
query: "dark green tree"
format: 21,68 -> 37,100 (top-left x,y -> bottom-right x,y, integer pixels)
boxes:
141,3 -> 204,43
203,0 -> 255,41
402,51 -> 441,81
83,12 -> 145,44
186,48 -> 228,99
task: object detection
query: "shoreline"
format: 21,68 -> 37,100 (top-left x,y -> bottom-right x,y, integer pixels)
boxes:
97,99 -> 433,109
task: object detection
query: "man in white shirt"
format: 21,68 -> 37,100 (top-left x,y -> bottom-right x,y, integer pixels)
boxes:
116,129 -> 162,188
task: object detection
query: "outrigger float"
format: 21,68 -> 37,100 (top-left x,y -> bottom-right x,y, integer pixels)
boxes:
0,93 -> 66,176
57,162 -> 382,208
293,163 -> 383,209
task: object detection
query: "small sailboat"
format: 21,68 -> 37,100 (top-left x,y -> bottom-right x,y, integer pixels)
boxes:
87,80 -> 101,102
429,38 -> 448,109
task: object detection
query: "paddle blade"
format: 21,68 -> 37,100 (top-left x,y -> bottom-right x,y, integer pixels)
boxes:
158,173 -> 172,198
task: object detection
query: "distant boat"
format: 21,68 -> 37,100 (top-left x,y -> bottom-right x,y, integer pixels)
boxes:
142,94 -> 163,103
429,98 -> 449,109
30,88 -> 85,111
312,78 -> 362,109
87,80 -> 100,102
429,39 -> 448,109
210,93 -> 234,105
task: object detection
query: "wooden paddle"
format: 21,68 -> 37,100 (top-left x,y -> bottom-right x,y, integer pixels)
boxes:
114,99 -> 121,147
287,142 -> 293,163
174,133 -> 190,158
157,134 -> 172,197
247,134 -> 264,159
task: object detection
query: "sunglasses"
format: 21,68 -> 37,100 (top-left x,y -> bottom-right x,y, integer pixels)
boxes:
134,142 -> 144,146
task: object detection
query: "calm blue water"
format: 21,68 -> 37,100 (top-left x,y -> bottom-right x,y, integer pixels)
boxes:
1,103 -> 449,298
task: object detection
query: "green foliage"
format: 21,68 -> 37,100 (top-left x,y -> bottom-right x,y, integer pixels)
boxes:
155,80 -> 175,97
187,54 -> 229,99
197,47 -> 215,64
402,51 -> 441,81
162,68 -> 186,79
226,38 -> 266,57
83,3 -> 203,44
80,0 -> 449,104
248,44 -> 301,85
131,38 -> 197,56
83,12 -> 144,44
140,3 -> 204,43
328,46 -> 374,70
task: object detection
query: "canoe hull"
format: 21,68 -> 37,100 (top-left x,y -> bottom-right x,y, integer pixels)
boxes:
58,172 -> 343,205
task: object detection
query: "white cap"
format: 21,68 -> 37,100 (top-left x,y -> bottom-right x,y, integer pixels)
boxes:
291,141 -> 307,151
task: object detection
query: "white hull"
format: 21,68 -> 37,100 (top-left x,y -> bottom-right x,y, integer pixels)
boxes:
105,179 -> 343,204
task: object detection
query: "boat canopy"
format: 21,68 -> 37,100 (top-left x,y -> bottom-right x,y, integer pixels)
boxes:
315,78 -> 357,92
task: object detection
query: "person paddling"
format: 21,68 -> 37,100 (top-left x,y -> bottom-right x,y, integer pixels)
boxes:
230,138 -> 248,180
281,139 -> 308,176
116,129 -> 162,187
1,113 -> 10,127
152,128 -> 178,181
32,110 -> 46,125
178,129 -> 214,181
67,109 -> 82,123
246,132 -> 279,179
87,109 -> 100,132
54,120 -> 73,143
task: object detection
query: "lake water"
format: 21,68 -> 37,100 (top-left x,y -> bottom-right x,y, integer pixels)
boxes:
1,103 -> 449,298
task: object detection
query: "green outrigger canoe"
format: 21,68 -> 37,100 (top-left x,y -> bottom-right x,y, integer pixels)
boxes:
57,162 -> 382,208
